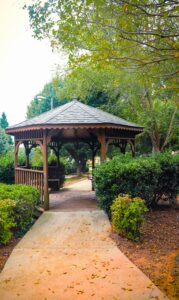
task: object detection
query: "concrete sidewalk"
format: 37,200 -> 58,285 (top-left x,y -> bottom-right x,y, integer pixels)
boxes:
50,179 -> 97,211
0,181 -> 168,300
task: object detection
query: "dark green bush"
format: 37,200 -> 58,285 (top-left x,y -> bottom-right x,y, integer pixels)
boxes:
111,194 -> 148,241
0,151 -> 25,184
152,152 -> 179,205
94,153 -> 179,214
0,154 -> 14,184
0,184 -> 40,235
0,199 -> 16,244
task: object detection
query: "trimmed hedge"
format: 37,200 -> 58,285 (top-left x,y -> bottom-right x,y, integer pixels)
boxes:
0,199 -> 16,244
0,184 -> 40,236
94,153 -> 179,214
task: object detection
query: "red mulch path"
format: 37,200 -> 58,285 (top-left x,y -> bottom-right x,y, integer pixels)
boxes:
111,207 -> 179,300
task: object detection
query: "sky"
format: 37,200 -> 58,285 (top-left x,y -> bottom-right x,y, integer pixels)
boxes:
0,0 -> 67,126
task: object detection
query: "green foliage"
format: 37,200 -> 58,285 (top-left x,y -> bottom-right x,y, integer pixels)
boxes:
94,153 -> 179,214
0,150 -> 26,184
0,184 -> 40,235
0,112 -> 9,129
0,154 -> 14,184
57,64 -> 178,153
62,142 -> 91,175
26,0 -> 178,93
152,152 -> 179,204
111,194 -> 148,241
31,148 -> 43,167
26,81 -> 68,119
0,199 -> 16,245
61,158 -> 77,175
0,128 -> 12,155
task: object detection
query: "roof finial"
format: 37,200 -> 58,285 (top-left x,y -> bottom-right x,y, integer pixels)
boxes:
72,96 -> 78,102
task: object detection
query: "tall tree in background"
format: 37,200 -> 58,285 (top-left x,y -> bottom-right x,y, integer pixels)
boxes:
26,0 -> 179,99
0,112 -> 9,129
57,65 -> 178,153
25,0 -> 178,153
27,82 -> 68,118
0,113 -> 12,154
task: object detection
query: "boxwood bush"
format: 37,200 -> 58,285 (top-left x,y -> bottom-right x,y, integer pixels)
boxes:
94,152 -> 179,214
111,194 -> 148,241
0,199 -> 16,244
0,184 -> 40,236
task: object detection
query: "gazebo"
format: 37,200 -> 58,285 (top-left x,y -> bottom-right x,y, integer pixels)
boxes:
6,100 -> 143,210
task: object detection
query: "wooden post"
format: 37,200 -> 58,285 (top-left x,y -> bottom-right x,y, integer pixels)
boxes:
14,138 -> 19,183
24,142 -> 30,168
131,140 -> 136,157
91,150 -> 95,191
98,131 -> 107,162
128,139 -> 136,157
43,130 -> 49,210
119,140 -> 127,154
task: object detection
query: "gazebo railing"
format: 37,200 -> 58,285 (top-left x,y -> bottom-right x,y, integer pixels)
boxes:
15,167 -> 44,203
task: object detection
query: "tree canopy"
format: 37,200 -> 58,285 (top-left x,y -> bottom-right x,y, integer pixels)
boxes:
27,81 -> 68,118
25,1 -> 179,153
26,1 -> 178,91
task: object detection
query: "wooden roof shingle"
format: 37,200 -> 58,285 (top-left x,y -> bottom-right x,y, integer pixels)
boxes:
7,100 -> 143,131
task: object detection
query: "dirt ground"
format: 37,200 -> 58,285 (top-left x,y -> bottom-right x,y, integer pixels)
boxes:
111,207 -> 179,300
0,237 -> 20,272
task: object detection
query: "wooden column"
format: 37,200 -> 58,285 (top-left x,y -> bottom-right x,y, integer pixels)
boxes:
24,142 -> 30,168
128,139 -> 136,157
43,130 -> 49,210
91,149 -> 95,191
119,140 -> 127,154
98,131 -> 107,162
14,138 -> 19,183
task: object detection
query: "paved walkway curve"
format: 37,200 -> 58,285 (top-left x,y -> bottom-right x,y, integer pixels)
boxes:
0,180 -> 168,300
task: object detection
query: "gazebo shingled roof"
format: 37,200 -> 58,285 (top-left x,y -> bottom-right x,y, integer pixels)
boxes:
7,100 -> 143,132
6,100 -> 144,210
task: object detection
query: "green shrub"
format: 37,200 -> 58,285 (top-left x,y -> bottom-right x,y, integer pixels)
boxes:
0,151 -> 25,184
0,154 -> 14,184
0,199 -> 16,244
111,194 -> 148,241
0,184 -> 40,235
94,153 -> 179,214
152,152 -> 179,205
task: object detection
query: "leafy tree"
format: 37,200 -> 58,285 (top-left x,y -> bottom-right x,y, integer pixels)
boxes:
61,142 -> 91,175
57,64 -> 178,153
0,112 -> 9,129
0,128 -> 12,155
26,0 -> 179,89
27,82 -> 68,118
0,113 -> 12,155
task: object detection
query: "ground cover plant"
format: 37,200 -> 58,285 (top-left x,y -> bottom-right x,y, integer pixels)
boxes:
94,152 -> 179,215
